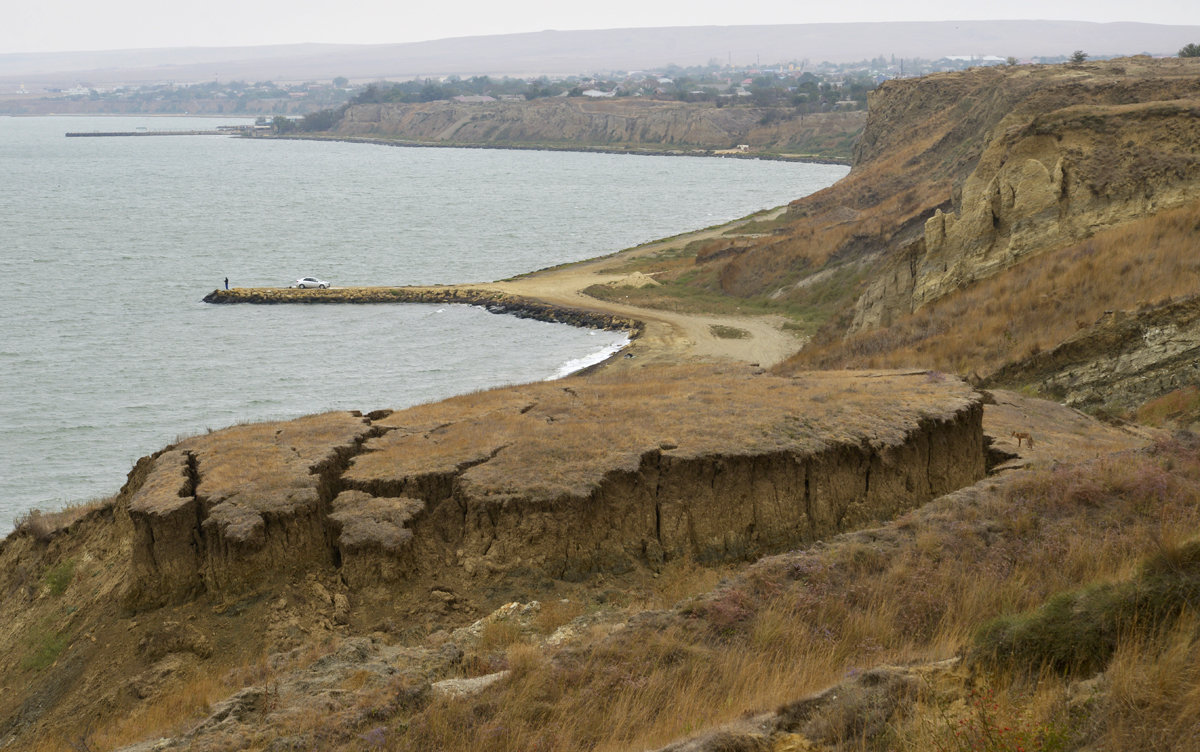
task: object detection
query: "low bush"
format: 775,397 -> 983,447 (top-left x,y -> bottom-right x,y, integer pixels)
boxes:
21,626 -> 67,671
44,558 -> 75,596
970,540 -> 1200,676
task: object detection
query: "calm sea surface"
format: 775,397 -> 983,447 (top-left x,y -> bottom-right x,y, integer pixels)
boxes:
0,115 -> 847,531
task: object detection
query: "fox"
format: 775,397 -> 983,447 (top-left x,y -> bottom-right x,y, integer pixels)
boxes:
1011,431 -> 1034,448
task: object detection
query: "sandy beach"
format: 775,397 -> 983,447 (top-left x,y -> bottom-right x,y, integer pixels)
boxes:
486,212 -> 803,370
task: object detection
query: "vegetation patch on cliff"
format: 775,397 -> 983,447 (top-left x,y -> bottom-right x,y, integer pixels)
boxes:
785,198 -> 1200,378
48,397 -> 1159,752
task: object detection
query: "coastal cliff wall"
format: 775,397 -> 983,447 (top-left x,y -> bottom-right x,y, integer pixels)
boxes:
333,98 -> 865,157
848,60 -> 1200,331
340,404 -> 982,587
983,296 -> 1200,412
123,413 -> 382,607
119,368 -> 984,608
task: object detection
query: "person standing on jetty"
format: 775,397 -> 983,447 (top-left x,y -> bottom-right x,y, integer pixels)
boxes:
224,277 -> 229,290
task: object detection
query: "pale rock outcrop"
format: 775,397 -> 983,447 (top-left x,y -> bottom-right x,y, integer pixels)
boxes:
851,86 -> 1200,332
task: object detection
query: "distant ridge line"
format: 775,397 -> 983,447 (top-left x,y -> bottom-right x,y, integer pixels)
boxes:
3,20 -> 1199,86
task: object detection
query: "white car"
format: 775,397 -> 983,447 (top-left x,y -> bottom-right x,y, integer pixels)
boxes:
291,277 -> 329,289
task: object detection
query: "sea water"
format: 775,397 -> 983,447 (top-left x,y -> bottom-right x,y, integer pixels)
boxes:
0,115 -> 847,531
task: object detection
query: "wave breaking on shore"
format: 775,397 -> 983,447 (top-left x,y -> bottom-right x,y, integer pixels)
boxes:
548,334 -> 631,379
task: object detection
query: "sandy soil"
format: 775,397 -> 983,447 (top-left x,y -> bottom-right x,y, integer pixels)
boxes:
983,389 -> 1155,467
456,208 -> 804,370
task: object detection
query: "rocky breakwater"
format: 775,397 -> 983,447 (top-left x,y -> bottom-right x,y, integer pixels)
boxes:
203,286 -> 641,335
120,364 -> 984,609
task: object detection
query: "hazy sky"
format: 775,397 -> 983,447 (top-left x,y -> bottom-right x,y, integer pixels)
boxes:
7,0 -> 1200,54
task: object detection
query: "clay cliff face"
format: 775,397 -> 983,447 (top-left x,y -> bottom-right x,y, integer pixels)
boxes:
124,413 -> 381,608
120,367 -> 984,609
984,297 -> 1200,412
334,97 -> 865,156
849,59 -> 1200,331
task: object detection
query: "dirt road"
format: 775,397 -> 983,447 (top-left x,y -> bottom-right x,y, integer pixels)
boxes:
471,208 -> 805,369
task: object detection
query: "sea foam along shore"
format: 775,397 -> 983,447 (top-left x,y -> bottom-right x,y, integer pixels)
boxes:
548,335 -> 632,379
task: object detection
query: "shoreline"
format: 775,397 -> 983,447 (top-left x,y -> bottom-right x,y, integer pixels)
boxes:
202,203 -> 809,375
258,133 -> 851,165
204,286 -> 648,374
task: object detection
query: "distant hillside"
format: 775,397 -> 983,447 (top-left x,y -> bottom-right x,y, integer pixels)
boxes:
2,20 -> 1198,87
328,99 -> 866,161
609,55 -> 1200,416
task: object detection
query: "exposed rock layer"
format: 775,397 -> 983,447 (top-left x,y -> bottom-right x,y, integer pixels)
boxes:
984,297 -> 1200,411
849,60 -> 1200,331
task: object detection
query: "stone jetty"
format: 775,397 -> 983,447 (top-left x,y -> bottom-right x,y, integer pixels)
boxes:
203,286 -> 642,334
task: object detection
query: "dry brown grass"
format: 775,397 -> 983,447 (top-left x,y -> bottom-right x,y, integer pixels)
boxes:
896,672 -> 1073,752
630,557 -> 731,611
352,364 -> 977,502
1095,612 -> 1200,750
895,563 -> 1200,751
1137,386 -> 1200,427
179,411 -> 371,507
12,497 -> 112,541
333,435 -> 1200,752
81,671 -> 231,751
60,641 -> 342,752
786,199 -> 1200,378
531,599 -> 588,635
709,175 -> 944,311
388,620 -> 847,752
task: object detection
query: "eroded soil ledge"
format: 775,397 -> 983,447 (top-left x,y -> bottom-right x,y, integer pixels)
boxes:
121,365 -> 984,611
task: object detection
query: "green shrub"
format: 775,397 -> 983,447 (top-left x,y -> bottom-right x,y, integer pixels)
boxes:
970,540 -> 1200,676
22,628 -> 67,671
45,558 -> 76,596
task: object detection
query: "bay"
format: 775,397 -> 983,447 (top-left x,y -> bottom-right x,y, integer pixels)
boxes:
0,115 -> 847,531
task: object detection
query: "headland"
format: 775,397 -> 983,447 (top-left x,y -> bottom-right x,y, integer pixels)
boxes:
4,56 -> 1200,752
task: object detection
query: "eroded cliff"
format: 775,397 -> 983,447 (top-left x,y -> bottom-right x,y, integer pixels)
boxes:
332,98 -> 865,158
116,366 -> 983,612
851,62 -> 1200,330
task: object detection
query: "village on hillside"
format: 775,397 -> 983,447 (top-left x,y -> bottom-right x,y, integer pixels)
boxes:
0,52 -> 1089,116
